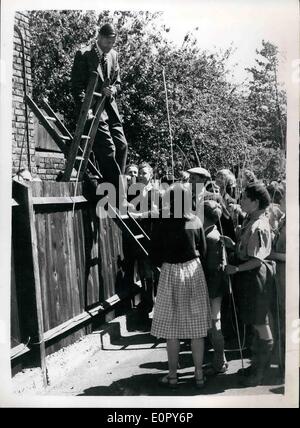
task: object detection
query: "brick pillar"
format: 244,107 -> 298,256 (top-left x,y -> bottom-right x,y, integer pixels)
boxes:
12,12 -> 36,177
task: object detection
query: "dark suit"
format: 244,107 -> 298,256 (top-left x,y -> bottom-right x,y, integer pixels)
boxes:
71,42 -> 128,193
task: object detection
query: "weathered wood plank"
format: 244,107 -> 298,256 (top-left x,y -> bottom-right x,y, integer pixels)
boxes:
33,180 -> 47,331
54,184 -> 67,325
35,211 -> 49,332
27,183 -> 49,386
12,181 -> 40,345
73,204 -> 85,310
98,217 -> 110,303
10,343 -> 31,359
84,204 -> 100,307
10,244 -> 21,349
46,210 -> 60,329
43,284 -> 142,342
31,180 -> 43,197
92,212 -> 101,305
59,182 -> 72,324
32,195 -> 88,205
63,182 -> 77,319
12,179 -> 133,361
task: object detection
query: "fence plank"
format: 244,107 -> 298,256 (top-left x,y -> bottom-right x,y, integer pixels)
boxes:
35,211 -> 49,332
12,180 -> 128,363
73,204 -> 85,310
10,243 -> 21,349
27,183 -> 49,386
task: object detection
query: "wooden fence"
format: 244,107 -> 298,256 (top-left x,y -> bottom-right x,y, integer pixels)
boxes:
11,179 -> 139,378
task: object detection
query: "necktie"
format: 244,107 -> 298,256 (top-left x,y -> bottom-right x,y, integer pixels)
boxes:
101,53 -> 108,80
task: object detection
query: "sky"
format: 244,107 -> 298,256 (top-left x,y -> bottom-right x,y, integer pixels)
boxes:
160,1 -> 295,85
2,0 -> 297,86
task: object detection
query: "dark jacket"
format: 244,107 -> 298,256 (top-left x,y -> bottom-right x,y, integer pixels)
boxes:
71,42 -> 122,120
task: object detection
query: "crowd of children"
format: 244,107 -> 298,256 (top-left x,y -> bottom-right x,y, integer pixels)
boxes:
121,162 -> 286,390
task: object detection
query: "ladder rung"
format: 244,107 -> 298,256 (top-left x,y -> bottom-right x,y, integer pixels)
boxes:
60,135 -> 71,140
81,135 -> 91,139
44,116 -> 56,122
75,156 -> 85,161
120,214 -> 129,220
93,92 -> 102,97
134,234 -> 144,240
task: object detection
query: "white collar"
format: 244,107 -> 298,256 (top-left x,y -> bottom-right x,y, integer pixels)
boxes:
144,182 -> 153,192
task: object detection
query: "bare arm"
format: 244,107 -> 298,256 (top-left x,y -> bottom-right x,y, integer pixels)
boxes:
225,257 -> 262,275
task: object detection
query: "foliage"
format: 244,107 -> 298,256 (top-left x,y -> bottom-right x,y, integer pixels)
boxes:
29,10 -> 99,129
28,11 -> 286,182
245,40 -> 286,179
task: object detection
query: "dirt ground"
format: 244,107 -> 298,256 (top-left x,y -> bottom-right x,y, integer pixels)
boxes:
9,307 -> 286,407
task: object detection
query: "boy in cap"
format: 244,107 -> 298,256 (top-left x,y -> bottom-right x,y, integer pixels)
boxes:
187,167 -> 211,214
71,23 -> 128,207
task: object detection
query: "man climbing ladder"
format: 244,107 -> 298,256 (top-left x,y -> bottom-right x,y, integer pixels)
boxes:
70,23 -> 129,207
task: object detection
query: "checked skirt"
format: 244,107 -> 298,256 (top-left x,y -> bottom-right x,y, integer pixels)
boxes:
151,258 -> 211,339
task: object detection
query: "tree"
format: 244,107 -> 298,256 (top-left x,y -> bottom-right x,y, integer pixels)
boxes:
29,12 -> 285,181
245,40 -> 286,179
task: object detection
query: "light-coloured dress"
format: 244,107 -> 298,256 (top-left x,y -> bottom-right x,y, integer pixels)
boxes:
150,216 -> 211,339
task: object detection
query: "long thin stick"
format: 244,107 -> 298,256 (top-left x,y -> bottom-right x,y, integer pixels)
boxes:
162,67 -> 174,181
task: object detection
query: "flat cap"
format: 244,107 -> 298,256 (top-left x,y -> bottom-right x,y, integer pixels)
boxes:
99,23 -> 116,37
187,167 -> 211,178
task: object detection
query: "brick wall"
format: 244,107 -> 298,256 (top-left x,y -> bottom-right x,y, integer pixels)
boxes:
12,12 -> 36,177
36,152 -> 66,181
12,11 -> 66,181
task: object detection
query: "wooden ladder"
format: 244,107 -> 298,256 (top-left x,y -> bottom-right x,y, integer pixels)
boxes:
114,211 -> 151,256
25,94 -> 102,180
26,77 -> 157,272
108,206 -> 160,275
62,71 -> 109,182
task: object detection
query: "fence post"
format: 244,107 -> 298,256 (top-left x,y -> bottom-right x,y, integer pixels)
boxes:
13,181 -> 48,386
27,183 -> 48,386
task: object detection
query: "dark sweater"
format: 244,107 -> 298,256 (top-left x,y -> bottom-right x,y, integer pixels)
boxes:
150,215 -> 206,266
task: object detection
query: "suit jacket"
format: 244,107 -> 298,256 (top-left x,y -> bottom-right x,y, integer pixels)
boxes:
71,42 -> 122,121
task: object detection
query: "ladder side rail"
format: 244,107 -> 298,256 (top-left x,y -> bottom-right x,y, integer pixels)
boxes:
78,95 -> 107,181
78,74 -> 117,180
41,99 -> 73,140
109,204 -> 161,275
108,203 -> 149,257
84,160 -> 103,180
119,211 -> 160,275
63,71 -> 99,181
25,95 -> 67,155
127,213 -> 151,241
39,98 -> 102,179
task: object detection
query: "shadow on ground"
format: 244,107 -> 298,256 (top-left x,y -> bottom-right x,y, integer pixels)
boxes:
81,308 -> 284,396
78,368 -> 283,397
78,371 -> 241,396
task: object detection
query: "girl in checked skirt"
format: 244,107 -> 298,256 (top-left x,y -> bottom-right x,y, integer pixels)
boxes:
150,183 -> 211,389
